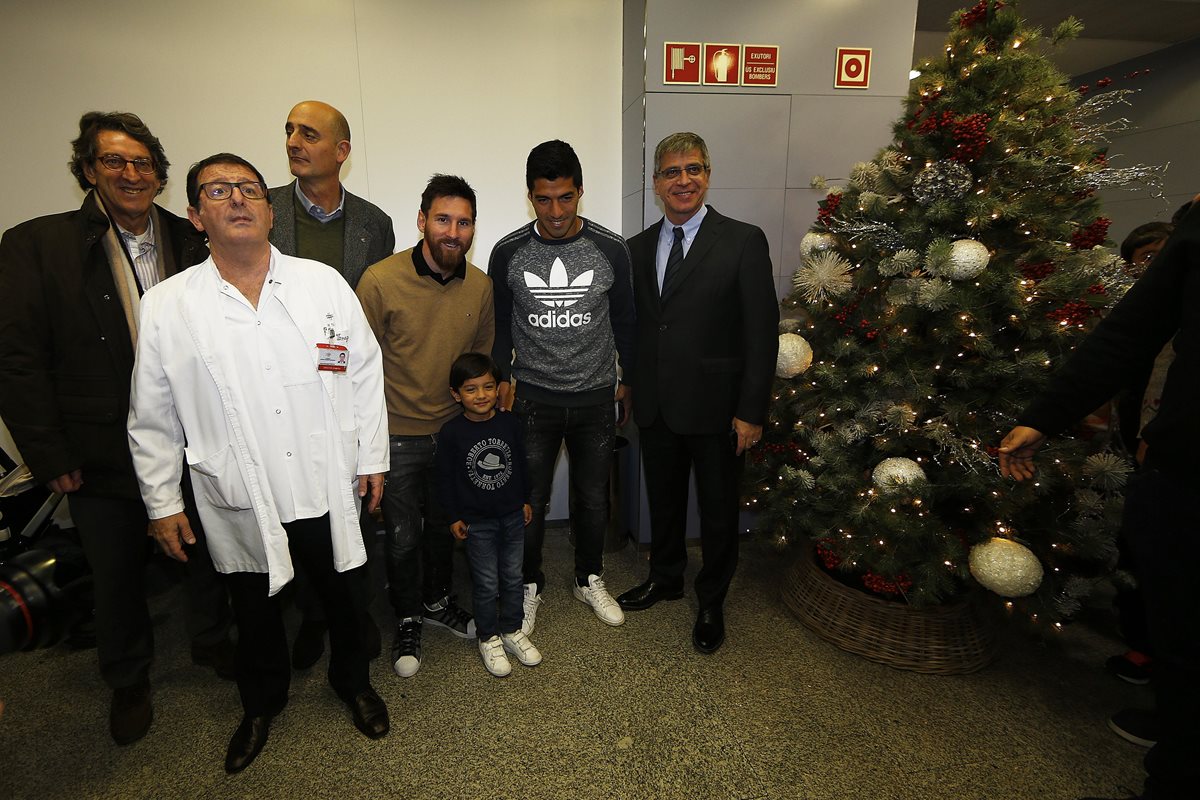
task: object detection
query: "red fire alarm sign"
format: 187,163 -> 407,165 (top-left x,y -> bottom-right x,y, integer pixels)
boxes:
834,47 -> 871,89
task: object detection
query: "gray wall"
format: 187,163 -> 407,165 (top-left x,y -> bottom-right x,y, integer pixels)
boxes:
1076,38 -> 1200,241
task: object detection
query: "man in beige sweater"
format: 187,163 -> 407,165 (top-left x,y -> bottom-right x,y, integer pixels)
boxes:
355,175 -> 494,678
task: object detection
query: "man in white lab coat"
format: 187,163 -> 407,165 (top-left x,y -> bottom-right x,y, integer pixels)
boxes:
127,152 -> 390,774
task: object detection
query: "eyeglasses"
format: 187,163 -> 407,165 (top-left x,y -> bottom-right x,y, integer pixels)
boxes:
97,154 -> 156,175
199,181 -> 268,201
655,163 -> 708,180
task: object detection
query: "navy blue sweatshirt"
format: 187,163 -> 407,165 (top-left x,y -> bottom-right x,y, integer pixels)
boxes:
435,411 -> 530,523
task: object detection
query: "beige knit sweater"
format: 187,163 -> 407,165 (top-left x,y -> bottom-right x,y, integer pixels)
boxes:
356,247 -> 495,435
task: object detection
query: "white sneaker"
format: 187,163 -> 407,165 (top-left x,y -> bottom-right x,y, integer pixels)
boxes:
573,574 -> 625,626
478,636 -> 511,677
501,630 -> 543,667
520,583 -> 542,635
391,617 -> 422,678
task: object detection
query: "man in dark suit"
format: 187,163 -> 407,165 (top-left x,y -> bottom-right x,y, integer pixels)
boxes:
617,132 -> 779,654
0,111 -> 233,744
268,100 -> 395,668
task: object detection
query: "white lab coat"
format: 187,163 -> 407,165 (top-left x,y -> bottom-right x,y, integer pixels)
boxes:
128,247 -> 388,595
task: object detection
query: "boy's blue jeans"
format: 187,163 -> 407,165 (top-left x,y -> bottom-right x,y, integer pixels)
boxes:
465,509 -> 527,639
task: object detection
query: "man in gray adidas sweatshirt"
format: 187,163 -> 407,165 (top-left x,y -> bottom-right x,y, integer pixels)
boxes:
489,140 -> 636,634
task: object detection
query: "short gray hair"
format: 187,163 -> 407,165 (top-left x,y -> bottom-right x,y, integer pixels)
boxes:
653,132 -> 710,175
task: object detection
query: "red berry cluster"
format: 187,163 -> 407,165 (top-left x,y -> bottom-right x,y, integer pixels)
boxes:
831,297 -> 879,341
1125,69 -> 1152,80
815,538 -> 842,570
1096,77 -> 1113,88
1020,260 -> 1055,282
1070,217 -> 1111,249
1093,152 -> 1108,166
915,109 -> 955,135
750,441 -> 808,467
958,0 -> 1003,28
950,113 -> 991,162
862,570 -> 913,597
905,90 -> 944,130
1046,301 -> 1096,326
1077,84 -> 1091,96
1087,283 -> 1107,296
816,192 -> 842,227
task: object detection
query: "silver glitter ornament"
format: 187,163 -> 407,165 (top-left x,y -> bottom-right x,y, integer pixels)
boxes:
945,239 -> 990,280
969,538 -> 1043,597
871,457 -> 927,487
799,231 -> 838,260
776,333 -> 814,378
911,160 -> 973,206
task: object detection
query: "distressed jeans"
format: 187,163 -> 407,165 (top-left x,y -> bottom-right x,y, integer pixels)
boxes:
381,434 -> 452,619
513,397 -> 613,591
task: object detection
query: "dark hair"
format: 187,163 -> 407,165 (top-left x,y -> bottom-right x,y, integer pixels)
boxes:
186,153 -> 270,209
421,174 -> 477,219
1119,221 -> 1174,263
70,111 -> 169,194
525,139 -> 582,191
1170,200 -> 1194,225
449,352 -> 501,391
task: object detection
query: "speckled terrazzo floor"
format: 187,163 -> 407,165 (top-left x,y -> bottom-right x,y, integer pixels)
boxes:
0,528 -> 1146,800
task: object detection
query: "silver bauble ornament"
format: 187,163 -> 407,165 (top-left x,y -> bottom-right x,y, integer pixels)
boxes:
799,231 -> 837,260
969,538 -> 1043,597
945,239 -> 990,280
911,160 -> 974,206
776,333 -> 814,378
871,457 -> 926,487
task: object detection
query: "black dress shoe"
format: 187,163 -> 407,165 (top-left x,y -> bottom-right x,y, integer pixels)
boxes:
225,714 -> 272,774
617,580 -> 684,611
343,687 -> 389,739
291,619 -> 327,670
110,678 -> 152,745
692,607 -> 725,654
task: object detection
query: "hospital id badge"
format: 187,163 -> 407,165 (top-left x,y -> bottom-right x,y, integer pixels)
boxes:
316,342 -> 349,372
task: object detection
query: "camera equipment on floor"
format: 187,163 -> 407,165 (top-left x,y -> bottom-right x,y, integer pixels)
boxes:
1,546 -> 92,655
1,452 -> 91,656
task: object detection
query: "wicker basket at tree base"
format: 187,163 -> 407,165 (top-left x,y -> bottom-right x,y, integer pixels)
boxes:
783,545 -> 996,675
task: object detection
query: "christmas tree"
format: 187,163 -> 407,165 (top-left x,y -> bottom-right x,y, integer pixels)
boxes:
749,0 -> 1161,623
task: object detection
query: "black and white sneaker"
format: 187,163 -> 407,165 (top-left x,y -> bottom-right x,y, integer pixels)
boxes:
391,617 -> 422,678
423,595 -> 477,639
1107,708 -> 1158,748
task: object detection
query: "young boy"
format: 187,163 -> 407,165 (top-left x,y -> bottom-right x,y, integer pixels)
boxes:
435,353 -> 540,677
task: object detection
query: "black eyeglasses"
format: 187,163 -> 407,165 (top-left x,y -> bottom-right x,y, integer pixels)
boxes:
97,154 -> 156,175
199,181 -> 268,201
655,164 -> 708,180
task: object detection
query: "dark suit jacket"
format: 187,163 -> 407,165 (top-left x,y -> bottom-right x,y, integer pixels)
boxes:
629,206 -> 779,435
269,180 -> 395,288
0,192 -> 208,498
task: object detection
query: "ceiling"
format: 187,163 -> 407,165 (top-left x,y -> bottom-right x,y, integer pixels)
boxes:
914,0 -> 1200,75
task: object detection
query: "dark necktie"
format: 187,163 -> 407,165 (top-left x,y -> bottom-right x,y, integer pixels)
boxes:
662,226 -> 684,297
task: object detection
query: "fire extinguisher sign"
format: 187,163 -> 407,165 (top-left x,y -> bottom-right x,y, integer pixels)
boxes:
702,43 -> 741,86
